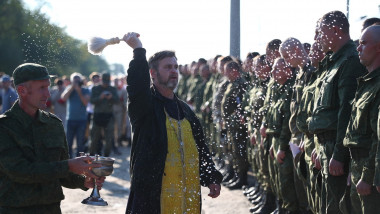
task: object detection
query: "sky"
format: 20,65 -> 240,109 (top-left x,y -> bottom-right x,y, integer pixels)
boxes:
23,0 -> 380,71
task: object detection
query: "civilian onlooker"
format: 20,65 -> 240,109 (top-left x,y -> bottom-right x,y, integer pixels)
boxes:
84,72 -> 101,150
113,77 -> 127,147
61,73 -> 90,157
0,75 -> 18,114
49,78 -> 67,128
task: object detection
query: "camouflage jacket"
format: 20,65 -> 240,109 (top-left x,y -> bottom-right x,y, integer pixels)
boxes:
308,40 -> 367,163
344,67 -> 380,185
289,63 -> 314,144
244,78 -> 269,134
0,101 -> 86,207
90,85 -> 119,113
221,77 -> 248,127
265,77 -> 294,150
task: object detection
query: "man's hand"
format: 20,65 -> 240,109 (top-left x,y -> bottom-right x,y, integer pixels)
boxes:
276,150 -> 286,164
356,179 -> 371,196
68,156 -> 102,179
208,183 -> 221,198
260,125 -> 267,138
84,176 -> 106,189
376,186 -> 380,193
250,135 -> 256,145
329,158 -> 344,176
123,32 -> 142,49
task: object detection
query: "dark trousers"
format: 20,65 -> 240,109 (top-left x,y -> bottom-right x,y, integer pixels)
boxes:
66,119 -> 87,158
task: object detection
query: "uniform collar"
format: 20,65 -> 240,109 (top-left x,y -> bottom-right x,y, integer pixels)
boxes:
10,101 -> 50,127
329,40 -> 356,62
359,67 -> 380,82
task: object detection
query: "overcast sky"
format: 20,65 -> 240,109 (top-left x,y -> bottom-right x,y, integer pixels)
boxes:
23,0 -> 380,70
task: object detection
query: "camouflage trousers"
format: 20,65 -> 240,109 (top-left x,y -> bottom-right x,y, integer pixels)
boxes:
265,135 -> 281,199
303,135 -> 322,214
350,156 -> 380,214
272,136 -> 299,212
229,124 -> 249,179
319,140 -> 348,214
90,117 -> 115,157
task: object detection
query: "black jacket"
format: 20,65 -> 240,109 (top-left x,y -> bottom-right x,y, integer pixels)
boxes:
126,48 -> 223,214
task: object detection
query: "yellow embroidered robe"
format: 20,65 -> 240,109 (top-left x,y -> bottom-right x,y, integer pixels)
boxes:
161,116 -> 201,214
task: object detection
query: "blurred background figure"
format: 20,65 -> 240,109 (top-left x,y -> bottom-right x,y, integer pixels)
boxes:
0,75 -> 18,114
49,78 -> 67,128
112,76 -> 127,153
61,73 -> 90,157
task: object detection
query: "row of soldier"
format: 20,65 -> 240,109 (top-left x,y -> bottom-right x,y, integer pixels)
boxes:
177,11 -> 380,214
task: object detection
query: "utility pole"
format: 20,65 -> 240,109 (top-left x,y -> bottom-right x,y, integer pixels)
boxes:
230,0 -> 240,59
347,0 -> 350,19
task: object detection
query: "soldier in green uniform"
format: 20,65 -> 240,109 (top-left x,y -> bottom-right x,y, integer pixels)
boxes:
244,55 -> 277,212
186,59 -> 206,107
308,11 -> 367,213
0,63 -> 104,214
212,56 -> 234,183
242,52 -> 260,83
193,64 -> 211,123
344,25 -> 380,214
176,64 -> 191,100
202,56 -> 222,155
90,73 -> 119,157
252,39 -> 283,214
297,41 -> 326,214
221,61 -> 249,189
267,58 -> 299,213
280,37 -> 313,213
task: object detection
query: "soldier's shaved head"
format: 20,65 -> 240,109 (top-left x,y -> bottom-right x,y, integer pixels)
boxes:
280,37 -> 308,68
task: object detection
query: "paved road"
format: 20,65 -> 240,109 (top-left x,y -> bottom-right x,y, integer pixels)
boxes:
61,146 -> 252,214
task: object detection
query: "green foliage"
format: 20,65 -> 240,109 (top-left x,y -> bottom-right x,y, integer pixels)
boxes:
0,0 -> 111,78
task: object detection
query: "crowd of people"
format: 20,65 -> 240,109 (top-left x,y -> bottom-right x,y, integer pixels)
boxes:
0,70 -> 132,158
175,11 -> 380,214
0,8 -> 379,214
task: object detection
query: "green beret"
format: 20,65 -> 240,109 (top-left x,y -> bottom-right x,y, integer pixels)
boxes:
12,63 -> 54,86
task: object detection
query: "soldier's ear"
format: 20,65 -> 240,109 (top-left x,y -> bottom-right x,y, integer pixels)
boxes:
16,85 -> 26,96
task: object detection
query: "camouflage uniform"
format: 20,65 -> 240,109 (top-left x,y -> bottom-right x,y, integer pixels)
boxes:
202,73 -> 218,154
266,76 -> 299,212
212,77 -> 230,161
289,63 -> 314,212
221,76 -> 249,183
0,102 -> 86,213
343,67 -> 380,214
245,78 -> 270,189
186,75 -> 202,105
308,40 -> 367,214
90,84 -> 119,157
176,74 -> 191,100
259,78 -> 281,199
297,59 -> 329,214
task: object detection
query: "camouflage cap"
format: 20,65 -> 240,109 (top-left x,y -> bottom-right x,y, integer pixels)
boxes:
12,63 -> 54,86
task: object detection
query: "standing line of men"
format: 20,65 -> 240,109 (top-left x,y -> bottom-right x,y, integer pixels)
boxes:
177,11 -> 380,214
